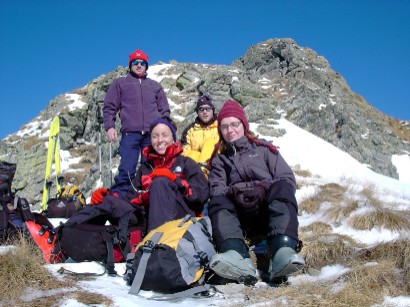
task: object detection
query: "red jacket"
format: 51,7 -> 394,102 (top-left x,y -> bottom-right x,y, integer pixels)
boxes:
125,142 -> 209,215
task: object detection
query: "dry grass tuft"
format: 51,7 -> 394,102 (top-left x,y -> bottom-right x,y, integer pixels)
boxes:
300,234 -> 356,269
233,259 -> 409,307
0,236 -> 66,302
299,221 -> 332,235
359,184 -> 384,208
357,239 -> 410,291
336,260 -> 408,305
349,209 -> 410,231
22,135 -> 43,150
0,236 -> 114,306
70,290 -> 114,306
299,183 -> 347,214
293,164 -> 312,178
326,199 -> 359,222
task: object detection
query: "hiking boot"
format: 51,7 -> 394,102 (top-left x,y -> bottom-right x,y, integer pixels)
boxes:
210,250 -> 258,285
268,235 -> 305,281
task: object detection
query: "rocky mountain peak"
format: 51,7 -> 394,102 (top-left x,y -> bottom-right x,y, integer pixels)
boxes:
1,38 -> 408,208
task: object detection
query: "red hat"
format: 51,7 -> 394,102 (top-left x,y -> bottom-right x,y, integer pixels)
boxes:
217,100 -> 249,132
129,49 -> 149,68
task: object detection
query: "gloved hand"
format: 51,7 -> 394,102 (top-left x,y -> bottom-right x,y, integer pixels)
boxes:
130,196 -> 143,206
150,168 -> 177,182
90,187 -> 109,205
233,185 -> 265,214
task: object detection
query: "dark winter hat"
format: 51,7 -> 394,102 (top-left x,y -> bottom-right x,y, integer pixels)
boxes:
129,49 -> 149,69
149,118 -> 177,141
217,100 -> 249,132
195,94 -> 214,112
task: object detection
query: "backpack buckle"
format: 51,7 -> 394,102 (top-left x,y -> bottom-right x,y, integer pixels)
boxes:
142,240 -> 155,253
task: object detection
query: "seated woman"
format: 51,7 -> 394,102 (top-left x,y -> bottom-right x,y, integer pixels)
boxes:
124,118 -> 209,232
207,100 -> 304,285
91,118 -> 209,232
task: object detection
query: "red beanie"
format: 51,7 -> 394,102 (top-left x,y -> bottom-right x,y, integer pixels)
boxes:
129,49 -> 149,66
217,100 -> 249,132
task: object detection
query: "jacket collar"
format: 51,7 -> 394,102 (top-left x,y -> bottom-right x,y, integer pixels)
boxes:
128,71 -> 148,79
225,136 -> 251,155
194,116 -> 217,128
143,142 -> 183,168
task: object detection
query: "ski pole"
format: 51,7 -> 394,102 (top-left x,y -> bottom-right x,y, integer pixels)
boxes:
98,130 -> 102,183
96,104 -> 104,185
109,141 -> 113,186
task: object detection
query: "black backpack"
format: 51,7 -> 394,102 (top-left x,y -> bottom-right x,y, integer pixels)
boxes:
45,184 -> 86,218
52,195 -> 146,275
0,161 -> 34,243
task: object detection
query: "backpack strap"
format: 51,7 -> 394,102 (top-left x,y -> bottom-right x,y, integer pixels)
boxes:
128,231 -> 163,295
149,284 -> 212,301
16,197 -> 34,222
104,232 -> 117,276
0,204 -> 8,240
118,212 -> 131,256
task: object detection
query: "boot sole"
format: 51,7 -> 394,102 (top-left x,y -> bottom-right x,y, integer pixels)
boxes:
210,254 -> 258,286
270,260 -> 304,280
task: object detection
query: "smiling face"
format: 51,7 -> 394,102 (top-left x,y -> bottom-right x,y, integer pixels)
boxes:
219,117 -> 244,143
197,106 -> 214,124
150,123 -> 174,155
130,59 -> 147,76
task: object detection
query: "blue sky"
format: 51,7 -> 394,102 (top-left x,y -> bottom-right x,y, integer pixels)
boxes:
1,0 -> 409,140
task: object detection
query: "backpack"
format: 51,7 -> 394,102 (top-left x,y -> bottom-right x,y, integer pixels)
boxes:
0,196 -> 34,243
45,184 -> 86,218
0,161 -> 35,243
52,195 -> 146,275
125,215 -> 216,298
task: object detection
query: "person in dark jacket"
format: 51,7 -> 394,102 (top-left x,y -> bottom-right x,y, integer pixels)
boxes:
103,49 -> 170,196
123,118 -> 209,231
208,100 -> 304,285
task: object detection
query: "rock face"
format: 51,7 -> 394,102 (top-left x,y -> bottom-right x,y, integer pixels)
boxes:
1,38 -> 409,208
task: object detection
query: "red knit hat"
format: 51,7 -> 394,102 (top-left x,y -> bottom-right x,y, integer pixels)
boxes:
217,100 -> 249,132
129,49 -> 149,68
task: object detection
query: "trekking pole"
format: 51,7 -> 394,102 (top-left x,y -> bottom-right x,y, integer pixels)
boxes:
96,104 -> 104,185
109,141 -> 113,186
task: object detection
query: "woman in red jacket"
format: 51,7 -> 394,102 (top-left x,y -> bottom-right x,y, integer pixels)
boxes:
92,118 -> 209,232
124,118 -> 209,231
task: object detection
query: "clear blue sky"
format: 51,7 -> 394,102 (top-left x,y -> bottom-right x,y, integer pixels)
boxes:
1,0 -> 409,139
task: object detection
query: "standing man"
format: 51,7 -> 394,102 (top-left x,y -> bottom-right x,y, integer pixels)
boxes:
103,49 -> 170,195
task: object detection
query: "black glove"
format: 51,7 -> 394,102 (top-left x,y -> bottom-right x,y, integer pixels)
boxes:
233,185 -> 265,214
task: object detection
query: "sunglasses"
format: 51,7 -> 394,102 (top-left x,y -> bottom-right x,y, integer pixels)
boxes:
131,60 -> 147,67
220,121 -> 242,131
198,107 -> 213,112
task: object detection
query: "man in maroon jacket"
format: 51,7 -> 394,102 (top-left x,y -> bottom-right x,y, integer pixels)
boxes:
103,49 -> 170,196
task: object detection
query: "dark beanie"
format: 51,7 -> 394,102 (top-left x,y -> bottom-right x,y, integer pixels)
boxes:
217,100 -> 249,132
149,118 -> 177,141
195,94 -> 214,111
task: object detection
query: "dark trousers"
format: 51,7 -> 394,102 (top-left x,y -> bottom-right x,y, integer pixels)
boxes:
209,181 -> 299,250
111,132 -> 150,195
147,177 -> 195,231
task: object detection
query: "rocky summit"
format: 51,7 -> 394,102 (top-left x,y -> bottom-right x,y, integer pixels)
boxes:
1,38 -> 409,208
